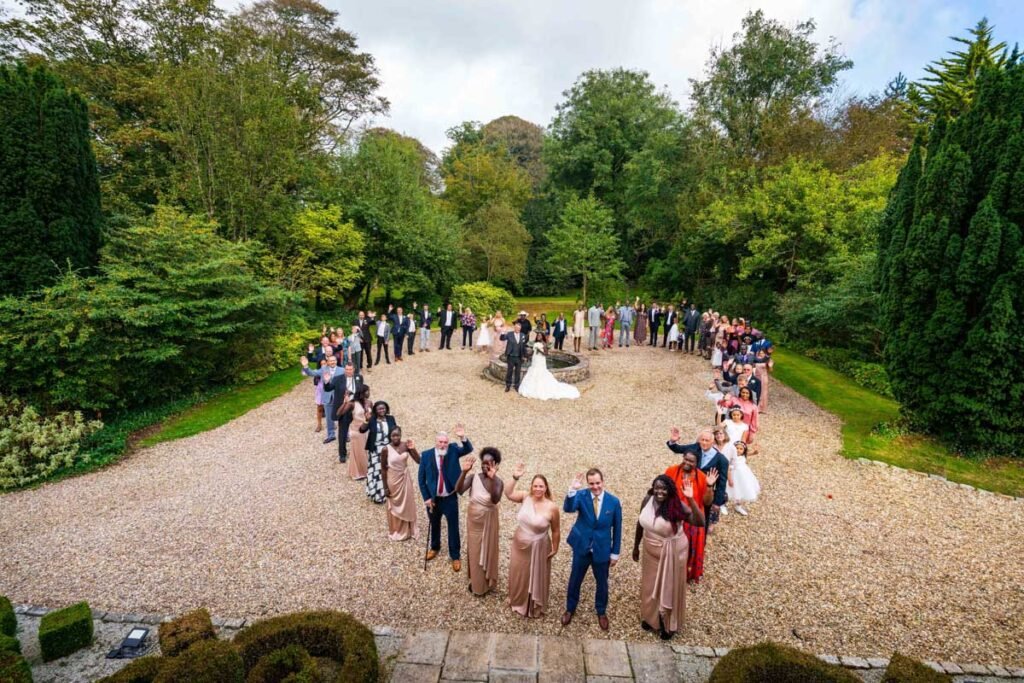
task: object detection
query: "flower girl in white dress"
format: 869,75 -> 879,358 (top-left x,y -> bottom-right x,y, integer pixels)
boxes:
476,315 -> 493,352
726,440 -> 760,516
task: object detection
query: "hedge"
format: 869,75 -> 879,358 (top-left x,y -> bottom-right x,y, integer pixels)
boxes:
882,653 -> 952,683
247,643 -> 324,683
0,596 -> 15,636
233,611 -> 377,683
0,650 -> 32,683
709,642 -> 861,683
38,601 -> 92,662
450,282 -> 517,319
153,639 -> 243,683
158,608 -> 216,657
97,656 -> 166,683
0,633 -> 20,654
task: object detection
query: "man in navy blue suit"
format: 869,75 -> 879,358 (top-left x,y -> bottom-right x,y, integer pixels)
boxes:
417,423 -> 474,572
561,468 -> 622,631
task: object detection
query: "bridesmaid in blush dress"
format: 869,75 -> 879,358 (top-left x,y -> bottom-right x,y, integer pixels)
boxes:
631,474 -> 704,640
381,425 -> 420,541
455,447 -> 503,596
343,385 -> 370,480
504,464 -> 560,618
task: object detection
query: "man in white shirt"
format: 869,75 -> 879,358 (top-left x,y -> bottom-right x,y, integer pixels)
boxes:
375,317 -> 391,365
587,303 -> 603,351
439,303 -> 456,350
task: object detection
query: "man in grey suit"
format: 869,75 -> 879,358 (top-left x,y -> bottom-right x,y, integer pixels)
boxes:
300,352 -> 340,443
587,303 -> 603,351
616,301 -> 634,348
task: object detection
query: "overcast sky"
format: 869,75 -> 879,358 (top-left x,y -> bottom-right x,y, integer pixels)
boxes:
327,0 -> 1024,155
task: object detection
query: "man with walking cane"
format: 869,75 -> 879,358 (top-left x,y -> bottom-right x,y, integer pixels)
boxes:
417,423 -> 474,572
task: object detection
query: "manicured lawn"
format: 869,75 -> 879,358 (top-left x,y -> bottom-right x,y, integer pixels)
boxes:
141,368 -> 303,446
773,348 -> 1024,497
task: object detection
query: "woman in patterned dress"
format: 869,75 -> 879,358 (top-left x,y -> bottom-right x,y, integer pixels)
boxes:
359,400 -> 394,504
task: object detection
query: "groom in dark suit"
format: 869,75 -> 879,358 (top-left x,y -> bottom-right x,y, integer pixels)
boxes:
499,320 -> 528,393
561,468 -> 622,631
417,424 -> 474,571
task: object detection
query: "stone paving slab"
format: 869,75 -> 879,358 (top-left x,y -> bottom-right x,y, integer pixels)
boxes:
491,633 -> 538,672
537,635 -> 585,683
584,638 -> 632,678
442,631 -> 494,681
392,662 -> 443,682
627,642 -> 678,682
401,630 -> 451,666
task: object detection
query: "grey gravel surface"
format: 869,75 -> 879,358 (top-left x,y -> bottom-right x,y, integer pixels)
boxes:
1,347 -> 1022,667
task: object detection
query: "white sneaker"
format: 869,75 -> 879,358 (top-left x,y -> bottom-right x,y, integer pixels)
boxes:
719,504 -> 728,516
735,505 -> 748,516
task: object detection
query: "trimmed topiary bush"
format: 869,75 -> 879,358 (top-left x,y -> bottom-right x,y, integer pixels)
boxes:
882,653 -> 952,683
0,650 -> 32,682
158,608 -> 216,657
97,656 -> 167,683
38,601 -> 93,662
153,639 -> 243,683
450,281 -> 517,318
709,642 -> 860,683
247,643 -> 325,683
0,596 -> 15,636
0,633 -> 21,654
234,611 -> 378,683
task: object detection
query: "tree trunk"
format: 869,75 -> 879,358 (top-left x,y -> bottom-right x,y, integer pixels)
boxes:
582,272 -> 588,306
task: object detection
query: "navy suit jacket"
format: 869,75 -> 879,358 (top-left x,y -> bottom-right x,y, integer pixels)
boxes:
417,439 -> 474,502
563,490 -> 622,564
552,319 -> 568,338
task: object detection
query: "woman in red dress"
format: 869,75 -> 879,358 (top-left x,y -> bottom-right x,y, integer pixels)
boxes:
664,452 -> 718,583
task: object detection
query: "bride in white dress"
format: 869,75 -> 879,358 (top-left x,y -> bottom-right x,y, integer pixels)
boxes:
518,342 -> 580,400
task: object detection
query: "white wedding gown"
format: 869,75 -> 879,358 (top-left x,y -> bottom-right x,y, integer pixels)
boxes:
518,344 -> 580,400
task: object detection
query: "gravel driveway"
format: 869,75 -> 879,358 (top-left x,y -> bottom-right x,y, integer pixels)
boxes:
1,348 -> 1021,666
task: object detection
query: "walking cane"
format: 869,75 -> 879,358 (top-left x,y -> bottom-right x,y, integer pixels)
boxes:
424,497 -> 437,571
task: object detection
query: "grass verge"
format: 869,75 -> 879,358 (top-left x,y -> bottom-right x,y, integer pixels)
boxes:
772,348 -> 1024,497
141,368 -> 302,446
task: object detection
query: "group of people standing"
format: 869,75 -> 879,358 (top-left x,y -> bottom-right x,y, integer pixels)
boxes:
297,299 -> 774,640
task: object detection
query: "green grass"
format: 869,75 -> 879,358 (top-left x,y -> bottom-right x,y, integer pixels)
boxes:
772,348 -> 1024,497
141,368 -> 302,446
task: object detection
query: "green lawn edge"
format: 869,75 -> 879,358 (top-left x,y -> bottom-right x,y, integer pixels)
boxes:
140,368 -> 303,446
772,348 -> 1024,497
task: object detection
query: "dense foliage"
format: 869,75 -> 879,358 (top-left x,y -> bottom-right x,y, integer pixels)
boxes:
0,62 -> 102,296
877,61 -> 1024,453
450,282 -> 517,318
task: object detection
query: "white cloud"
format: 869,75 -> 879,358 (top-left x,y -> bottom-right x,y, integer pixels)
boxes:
332,0 -> 1023,154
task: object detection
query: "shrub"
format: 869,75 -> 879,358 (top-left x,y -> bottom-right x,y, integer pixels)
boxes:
0,396 -> 103,490
0,596 -> 15,636
0,633 -> 20,654
450,282 -> 517,318
153,639 -> 243,683
881,653 -> 951,683
0,650 -> 32,683
38,601 -> 93,662
247,643 -> 325,683
97,656 -> 167,683
709,642 -> 860,683
234,611 -> 377,683
158,608 -> 216,658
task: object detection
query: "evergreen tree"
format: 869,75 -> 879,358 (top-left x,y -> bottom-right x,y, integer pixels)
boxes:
878,60 -> 1024,453
0,63 -> 102,295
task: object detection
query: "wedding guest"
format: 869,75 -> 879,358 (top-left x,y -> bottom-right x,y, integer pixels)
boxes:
505,463 -> 560,617
406,309 -> 417,356
305,341 -> 330,433
561,468 -> 622,631
602,307 -> 616,349
419,303 -> 433,352
300,352 -> 338,444
382,426 -> 420,541
476,314 -> 493,353
392,306 -> 408,362
439,303 -> 457,350
722,386 -> 760,442
456,448 -> 503,596
515,310 -> 532,339
326,362 -> 363,464
617,299 -> 635,347
683,303 -> 701,354
534,313 -> 551,344
634,302 -> 648,346
723,405 -> 750,445
492,310 -> 507,339
632,474 -> 704,639
753,349 -> 773,413
662,305 -> 677,348
663,450 -> 717,583
726,440 -> 760,516
358,311 -> 373,371
572,304 -> 586,353
374,314 -> 391,365
461,307 -> 477,349
666,428 -> 728,535
417,424 -> 475,571
587,302 -> 603,350
648,303 -> 661,346
359,400 -> 395,504
347,326 -> 363,374
341,385 -> 370,480
552,313 -> 568,351
667,313 -> 680,351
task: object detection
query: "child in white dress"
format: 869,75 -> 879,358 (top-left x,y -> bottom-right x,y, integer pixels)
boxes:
723,406 -> 749,444
726,441 -> 760,515
667,320 -> 680,349
711,341 -> 724,368
476,316 -> 492,352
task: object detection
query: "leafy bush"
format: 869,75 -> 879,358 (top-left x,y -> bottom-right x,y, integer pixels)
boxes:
450,282 -> 517,318
0,206 -> 296,413
38,601 -> 93,662
234,611 -> 377,683
800,348 -> 893,398
709,642 -> 860,683
153,639 -> 243,683
248,643 -> 324,683
0,633 -> 20,654
0,596 -> 15,636
158,608 -> 216,657
0,650 -> 32,683
881,653 -> 951,683
0,396 -> 103,490
97,656 -> 167,683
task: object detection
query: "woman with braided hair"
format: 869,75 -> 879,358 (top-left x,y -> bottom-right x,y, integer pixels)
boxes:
631,474 -> 704,640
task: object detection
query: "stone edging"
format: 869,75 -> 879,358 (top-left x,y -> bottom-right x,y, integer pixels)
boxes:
853,457 -> 1024,503
11,605 -> 1024,678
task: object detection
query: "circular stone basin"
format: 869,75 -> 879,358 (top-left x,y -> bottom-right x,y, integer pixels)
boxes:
485,349 -> 590,384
